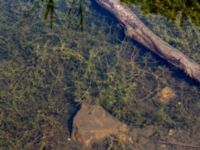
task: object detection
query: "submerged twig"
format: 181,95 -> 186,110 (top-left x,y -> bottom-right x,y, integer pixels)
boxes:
160,140 -> 200,148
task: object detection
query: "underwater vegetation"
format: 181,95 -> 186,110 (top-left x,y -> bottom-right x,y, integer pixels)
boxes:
121,0 -> 200,26
0,0 -> 200,149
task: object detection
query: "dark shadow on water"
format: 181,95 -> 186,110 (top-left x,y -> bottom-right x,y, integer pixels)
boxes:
92,1 -> 118,24
92,0 -> 126,43
170,67 -> 200,88
127,37 -> 200,88
67,101 -> 81,136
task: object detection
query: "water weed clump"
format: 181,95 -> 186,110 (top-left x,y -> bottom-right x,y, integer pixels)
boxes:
1,0 -> 200,149
121,0 -> 200,26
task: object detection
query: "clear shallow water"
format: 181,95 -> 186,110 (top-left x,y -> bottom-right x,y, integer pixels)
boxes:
0,0 -> 200,149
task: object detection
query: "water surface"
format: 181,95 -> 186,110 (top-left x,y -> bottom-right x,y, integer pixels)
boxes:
0,0 -> 200,149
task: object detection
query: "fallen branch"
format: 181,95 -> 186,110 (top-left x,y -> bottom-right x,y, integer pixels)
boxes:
160,141 -> 200,149
95,0 -> 200,83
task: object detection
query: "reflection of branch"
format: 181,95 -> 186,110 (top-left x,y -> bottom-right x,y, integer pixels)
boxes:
41,0 -> 84,29
44,0 -> 54,28
160,140 -> 200,148
78,3 -> 84,30
68,0 -> 77,14
68,0 -> 84,30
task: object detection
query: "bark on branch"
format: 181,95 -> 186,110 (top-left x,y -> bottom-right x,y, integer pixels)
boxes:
95,0 -> 200,83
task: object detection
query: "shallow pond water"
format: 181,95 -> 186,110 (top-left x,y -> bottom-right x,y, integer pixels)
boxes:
0,0 -> 200,149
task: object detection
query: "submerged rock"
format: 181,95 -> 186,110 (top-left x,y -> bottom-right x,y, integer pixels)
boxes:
154,87 -> 176,104
71,103 -> 128,146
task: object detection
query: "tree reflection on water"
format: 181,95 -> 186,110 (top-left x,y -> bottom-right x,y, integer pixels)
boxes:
41,0 -> 84,29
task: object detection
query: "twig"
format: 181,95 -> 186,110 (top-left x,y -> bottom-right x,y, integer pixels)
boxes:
160,140 -> 200,149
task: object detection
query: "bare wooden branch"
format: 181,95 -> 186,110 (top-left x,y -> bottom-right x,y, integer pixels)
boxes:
95,0 -> 200,83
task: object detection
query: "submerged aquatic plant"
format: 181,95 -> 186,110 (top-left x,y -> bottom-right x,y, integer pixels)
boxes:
121,0 -> 200,26
0,0 -> 200,149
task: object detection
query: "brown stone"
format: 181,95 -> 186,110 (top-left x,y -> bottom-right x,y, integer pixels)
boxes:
71,103 -> 128,146
154,87 -> 176,104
